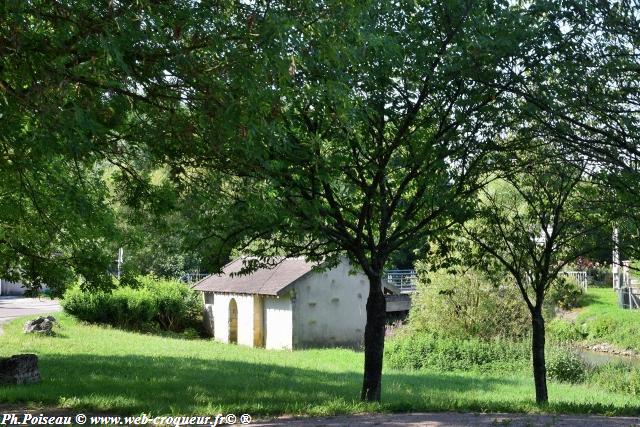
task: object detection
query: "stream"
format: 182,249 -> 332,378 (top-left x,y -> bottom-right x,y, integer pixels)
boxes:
576,348 -> 640,367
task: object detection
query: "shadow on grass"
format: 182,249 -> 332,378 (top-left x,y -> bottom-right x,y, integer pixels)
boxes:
1,353 -> 638,416
579,292 -> 599,308
0,354 -> 520,415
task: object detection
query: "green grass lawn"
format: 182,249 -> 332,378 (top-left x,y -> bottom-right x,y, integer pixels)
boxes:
577,287 -> 635,318
1,313 -> 639,417
572,287 -> 640,351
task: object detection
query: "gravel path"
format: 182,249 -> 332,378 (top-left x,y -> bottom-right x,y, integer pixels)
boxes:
254,412 -> 640,426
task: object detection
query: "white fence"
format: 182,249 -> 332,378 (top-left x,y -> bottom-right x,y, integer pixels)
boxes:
562,271 -> 588,291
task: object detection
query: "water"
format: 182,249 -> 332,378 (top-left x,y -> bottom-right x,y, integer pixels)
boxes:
577,348 -> 640,367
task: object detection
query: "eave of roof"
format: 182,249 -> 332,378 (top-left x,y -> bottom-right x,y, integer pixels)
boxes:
191,257 -> 316,296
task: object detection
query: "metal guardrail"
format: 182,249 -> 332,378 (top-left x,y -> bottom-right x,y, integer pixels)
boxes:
562,270 -> 588,291
617,286 -> 640,309
180,273 -> 210,283
385,269 -> 417,294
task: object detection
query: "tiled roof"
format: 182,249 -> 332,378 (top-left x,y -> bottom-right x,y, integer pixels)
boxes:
191,257 -> 315,296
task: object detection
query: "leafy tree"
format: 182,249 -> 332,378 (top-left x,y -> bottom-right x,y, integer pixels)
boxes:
482,0 -> 640,265
473,1 -> 639,169
1,0 -> 222,290
105,168 -> 204,279
141,2 -> 558,401
0,152 -> 115,294
463,146 -> 603,404
1,0 -> 579,403
0,2 -> 124,292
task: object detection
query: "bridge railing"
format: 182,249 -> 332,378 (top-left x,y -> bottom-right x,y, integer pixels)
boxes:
180,273 -> 210,284
385,269 -> 417,294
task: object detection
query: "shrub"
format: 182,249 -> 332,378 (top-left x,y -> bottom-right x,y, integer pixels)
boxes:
546,347 -> 587,383
61,287 -> 111,323
62,276 -> 202,332
588,316 -> 620,339
384,333 -> 431,370
385,333 -> 530,372
588,362 -> 640,395
136,276 -> 202,331
547,319 -> 585,343
548,275 -> 585,310
112,287 -> 157,329
409,266 -> 530,341
586,265 -> 611,287
183,328 -> 201,340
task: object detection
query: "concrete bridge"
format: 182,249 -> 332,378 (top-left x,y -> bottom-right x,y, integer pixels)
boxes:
384,269 -> 416,313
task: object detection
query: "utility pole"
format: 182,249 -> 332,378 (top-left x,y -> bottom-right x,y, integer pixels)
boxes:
117,248 -> 124,279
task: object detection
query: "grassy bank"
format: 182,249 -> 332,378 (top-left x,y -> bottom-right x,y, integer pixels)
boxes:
550,287 -> 640,352
1,313 -> 638,416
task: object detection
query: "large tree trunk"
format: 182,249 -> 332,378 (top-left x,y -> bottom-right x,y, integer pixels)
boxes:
531,308 -> 548,404
361,274 -> 386,402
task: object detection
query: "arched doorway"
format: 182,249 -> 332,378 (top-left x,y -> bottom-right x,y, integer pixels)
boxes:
228,298 -> 238,344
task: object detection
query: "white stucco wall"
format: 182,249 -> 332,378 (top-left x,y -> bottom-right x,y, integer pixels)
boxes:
0,280 -> 27,296
292,259 -> 368,348
0,280 -> 50,296
202,259 -> 370,350
212,293 -> 254,346
264,295 -> 293,350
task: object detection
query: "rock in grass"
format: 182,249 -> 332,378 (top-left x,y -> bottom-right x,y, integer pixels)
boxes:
0,354 -> 41,385
23,316 -> 56,335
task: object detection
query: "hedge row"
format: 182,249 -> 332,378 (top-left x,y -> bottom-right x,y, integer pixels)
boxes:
62,276 -> 202,332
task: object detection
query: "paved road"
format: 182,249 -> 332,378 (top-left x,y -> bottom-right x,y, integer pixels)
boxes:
0,296 -> 61,333
255,413 -> 640,426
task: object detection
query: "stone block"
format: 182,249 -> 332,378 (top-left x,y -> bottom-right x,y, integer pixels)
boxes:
0,354 -> 41,385
23,316 -> 56,335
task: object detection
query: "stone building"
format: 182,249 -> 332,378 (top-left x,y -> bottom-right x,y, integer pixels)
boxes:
193,257 -> 403,350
